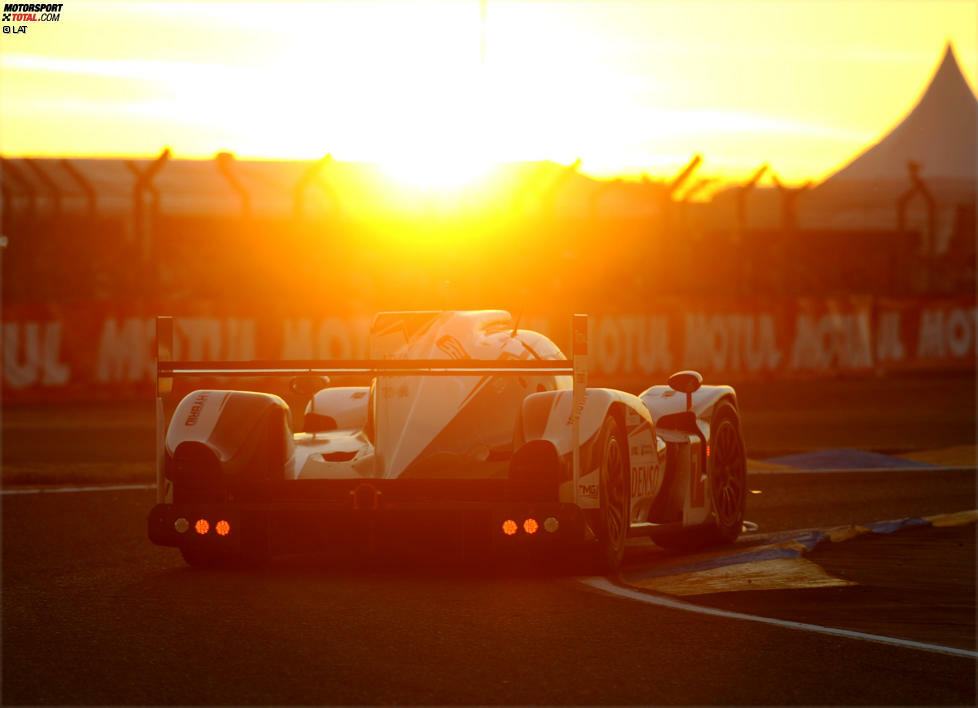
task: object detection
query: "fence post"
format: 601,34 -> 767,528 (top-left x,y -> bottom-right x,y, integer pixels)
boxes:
23,159 -> 62,217
125,148 -> 171,290
0,158 -> 37,220
771,173 -> 812,295
60,159 -> 97,216
732,163 -> 768,245
293,154 -> 334,219
215,151 -> 250,218
896,161 -> 937,293
540,157 -> 581,218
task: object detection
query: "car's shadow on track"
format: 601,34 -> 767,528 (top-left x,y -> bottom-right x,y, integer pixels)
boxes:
140,536 -> 762,588
144,546 -> 618,583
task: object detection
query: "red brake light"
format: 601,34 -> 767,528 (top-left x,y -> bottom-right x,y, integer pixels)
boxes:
502,519 -> 518,536
194,519 -> 210,535
523,518 -> 539,535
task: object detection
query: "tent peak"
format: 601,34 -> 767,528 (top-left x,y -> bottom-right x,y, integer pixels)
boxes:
821,43 -> 977,183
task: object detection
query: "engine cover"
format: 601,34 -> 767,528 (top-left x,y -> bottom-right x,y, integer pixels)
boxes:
165,390 -> 295,501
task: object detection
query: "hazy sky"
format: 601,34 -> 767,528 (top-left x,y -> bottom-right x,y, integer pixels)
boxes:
1,0 -> 975,185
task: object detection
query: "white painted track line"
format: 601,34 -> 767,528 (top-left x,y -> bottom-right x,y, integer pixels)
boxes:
579,577 -> 978,660
1,483 -> 155,495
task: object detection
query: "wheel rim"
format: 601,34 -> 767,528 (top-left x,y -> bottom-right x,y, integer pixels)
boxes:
712,420 -> 745,528
603,435 -> 626,543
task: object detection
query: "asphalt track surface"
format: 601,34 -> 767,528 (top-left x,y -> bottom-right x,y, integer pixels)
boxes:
3,468 -> 975,705
3,374 -> 976,705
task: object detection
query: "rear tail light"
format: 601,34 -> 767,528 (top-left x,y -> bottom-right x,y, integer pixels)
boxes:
174,517 -> 190,534
215,520 -> 231,536
194,518 -> 210,535
500,516 -> 560,536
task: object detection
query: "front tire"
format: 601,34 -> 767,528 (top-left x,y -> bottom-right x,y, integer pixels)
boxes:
596,415 -> 630,573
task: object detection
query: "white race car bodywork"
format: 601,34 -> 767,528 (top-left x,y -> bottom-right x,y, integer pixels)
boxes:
152,310 -> 746,564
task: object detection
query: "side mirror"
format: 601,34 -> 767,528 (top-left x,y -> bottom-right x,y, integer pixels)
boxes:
667,370 -> 702,394
667,370 -> 702,411
289,375 -> 330,396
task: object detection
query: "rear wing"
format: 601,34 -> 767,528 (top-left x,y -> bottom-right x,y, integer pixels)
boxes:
154,315 -> 589,503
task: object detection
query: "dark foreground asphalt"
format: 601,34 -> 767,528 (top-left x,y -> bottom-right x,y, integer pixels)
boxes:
2,468 -> 976,705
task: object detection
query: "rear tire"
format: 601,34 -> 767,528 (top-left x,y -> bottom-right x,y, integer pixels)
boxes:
708,403 -> 747,544
596,415 -> 630,574
655,402 -> 746,552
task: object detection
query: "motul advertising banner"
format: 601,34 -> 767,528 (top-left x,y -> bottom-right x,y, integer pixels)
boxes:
2,297 -> 975,402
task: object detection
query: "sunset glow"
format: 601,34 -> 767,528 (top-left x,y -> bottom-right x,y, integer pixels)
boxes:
1,0 -> 975,185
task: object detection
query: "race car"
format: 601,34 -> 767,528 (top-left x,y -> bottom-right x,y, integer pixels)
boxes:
148,310 -> 747,572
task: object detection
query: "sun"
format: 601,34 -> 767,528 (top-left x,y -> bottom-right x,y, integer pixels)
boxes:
368,80 -> 501,193
379,152 -> 494,192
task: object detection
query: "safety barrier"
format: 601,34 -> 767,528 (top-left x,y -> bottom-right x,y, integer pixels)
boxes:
1,296 -> 974,402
